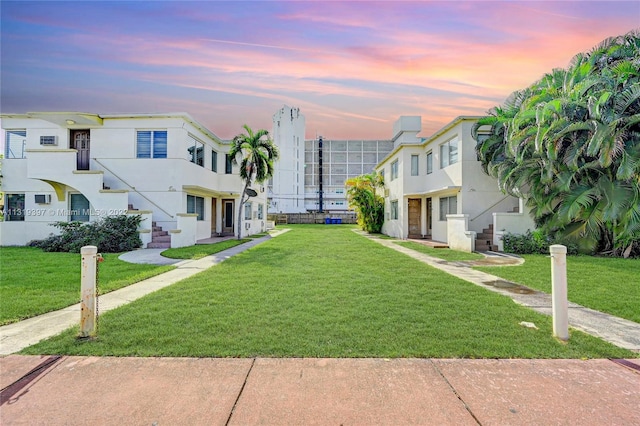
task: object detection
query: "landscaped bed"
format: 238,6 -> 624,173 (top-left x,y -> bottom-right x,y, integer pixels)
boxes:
21,225 -> 636,359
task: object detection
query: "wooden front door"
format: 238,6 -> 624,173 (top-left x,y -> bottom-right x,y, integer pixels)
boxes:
408,198 -> 421,238
71,130 -> 90,170
222,199 -> 234,235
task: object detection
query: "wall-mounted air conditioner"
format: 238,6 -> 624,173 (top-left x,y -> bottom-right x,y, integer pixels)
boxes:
40,136 -> 58,146
35,194 -> 52,204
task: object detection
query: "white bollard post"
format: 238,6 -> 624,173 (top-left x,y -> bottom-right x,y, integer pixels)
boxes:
80,245 -> 98,338
549,244 -> 569,341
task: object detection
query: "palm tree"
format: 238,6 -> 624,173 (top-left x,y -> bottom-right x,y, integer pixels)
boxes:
228,124 -> 280,239
473,30 -> 640,256
345,172 -> 385,233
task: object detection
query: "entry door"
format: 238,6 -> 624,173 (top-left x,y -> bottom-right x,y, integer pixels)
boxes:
71,130 -> 90,170
408,198 -> 421,238
211,198 -> 218,235
222,200 -> 234,235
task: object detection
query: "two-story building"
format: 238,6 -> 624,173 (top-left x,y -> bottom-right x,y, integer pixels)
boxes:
1,112 -> 268,248
376,116 -> 535,252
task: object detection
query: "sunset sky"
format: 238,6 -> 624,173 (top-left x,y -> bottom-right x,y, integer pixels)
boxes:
1,1 -> 638,140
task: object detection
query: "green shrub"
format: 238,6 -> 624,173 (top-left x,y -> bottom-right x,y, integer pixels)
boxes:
502,230 -> 578,255
29,215 -> 143,253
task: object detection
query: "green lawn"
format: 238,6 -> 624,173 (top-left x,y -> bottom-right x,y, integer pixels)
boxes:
394,241 -> 485,262
22,225 -> 635,359
475,254 -> 640,323
161,239 -> 250,259
0,247 -> 174,325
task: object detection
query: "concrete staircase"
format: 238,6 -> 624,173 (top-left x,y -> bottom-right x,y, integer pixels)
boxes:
475,224 -> 498,252
147,221 -> 171,249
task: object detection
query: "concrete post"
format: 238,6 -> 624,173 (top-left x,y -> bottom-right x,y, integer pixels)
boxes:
80,245 -> 98,338
550,244 -> 569,341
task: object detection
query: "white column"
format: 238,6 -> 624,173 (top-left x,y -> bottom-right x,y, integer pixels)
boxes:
80,245 -> 98,338
550,244 -> 569,341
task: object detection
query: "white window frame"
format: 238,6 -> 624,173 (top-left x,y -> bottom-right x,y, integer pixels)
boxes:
4,193 -> 26,221
439,137 -> 458,168
390,200 -> 399,220
188,135 -> 205,167
211,150 -> 218,172
426,151 -> 433,174
411,154 -> 419,176
390,160 -> 399,181
187,195 -> 205,221
439,196 -> 457,221
5,130 -> 27,159
137,130 -> 167,159
244,202 -> 252,220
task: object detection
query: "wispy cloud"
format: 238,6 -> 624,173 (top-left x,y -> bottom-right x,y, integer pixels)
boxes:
1,1 -> 637,139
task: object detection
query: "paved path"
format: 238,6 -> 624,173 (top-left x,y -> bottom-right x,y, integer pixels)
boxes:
366,233 -> 640,352
1,228 -> 639,424
0,355 -> 638,425
0,233 -> 287,356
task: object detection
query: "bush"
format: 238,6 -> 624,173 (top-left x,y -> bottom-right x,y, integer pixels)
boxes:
29,215 -> 143,253
502,230 -> 578,255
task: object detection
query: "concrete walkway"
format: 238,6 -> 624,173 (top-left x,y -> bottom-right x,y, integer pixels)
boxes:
1,355 -> 639,425
0,232 -> 286,356
366,233 -> 640,352
1,228 -> 639,425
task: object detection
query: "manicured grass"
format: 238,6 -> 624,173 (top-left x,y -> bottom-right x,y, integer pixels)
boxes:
475,255 -> 640,323
395,241 -> 485,262
0,247 -> 174,325
22,225 -> 634,358
161,239 -> 250,259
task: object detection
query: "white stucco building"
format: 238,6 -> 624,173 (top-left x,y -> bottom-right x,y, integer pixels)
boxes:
377,116 -> 535,252
269,105 -> 393,213
268,106 -> 306,213
1,112 -> 268,247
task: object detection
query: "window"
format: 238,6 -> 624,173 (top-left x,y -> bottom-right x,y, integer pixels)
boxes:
244,202 -> 252,220
188,136 -> 204,167
5,130 -> 26,159
187,195 -> 205,220
379,169 -> 385,182
257,203 -> 263,219
137,131 -> 167,158
439,196 -> 457,221
211,150 -> 218,172
440,137 -> 458,168
70,194 -> 90,222
426,151 -> 433,174
390,160 -> 398,181
390,200 -> 399,220
411,155 -> 419,176
4,194 -> 25,221
225,154 -> 233,174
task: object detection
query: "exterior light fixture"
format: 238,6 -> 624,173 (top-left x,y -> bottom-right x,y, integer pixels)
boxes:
66,120 -> 76,125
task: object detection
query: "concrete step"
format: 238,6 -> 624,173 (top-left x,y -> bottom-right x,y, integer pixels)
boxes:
476,233 -> 493,240
147,242 -> 171,249
152,235 -> 171,243
152,231 -> 168,237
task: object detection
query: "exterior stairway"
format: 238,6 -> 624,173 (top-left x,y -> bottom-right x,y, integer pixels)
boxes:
148,221 -> 171,249
475,224 -> 498,252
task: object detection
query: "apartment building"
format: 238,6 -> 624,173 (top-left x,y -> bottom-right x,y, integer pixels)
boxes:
1,112 -> 267,247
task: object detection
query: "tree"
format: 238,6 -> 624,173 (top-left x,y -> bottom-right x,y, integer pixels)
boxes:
473,30 -> 640,256
229,124 -> 280,239
345,172 -> 385,233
